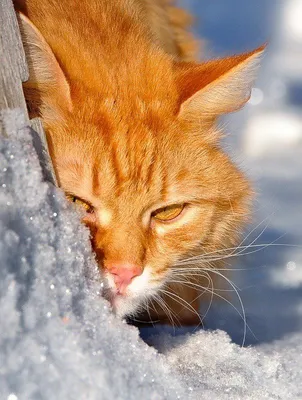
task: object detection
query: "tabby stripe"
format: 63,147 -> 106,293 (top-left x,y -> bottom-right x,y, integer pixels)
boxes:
92,161 -> 101,197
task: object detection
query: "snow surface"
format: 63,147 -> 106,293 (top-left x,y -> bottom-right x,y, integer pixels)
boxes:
0,107 -> 302,399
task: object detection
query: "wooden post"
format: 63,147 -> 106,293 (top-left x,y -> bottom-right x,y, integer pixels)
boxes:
30,118 -> 58,186
0,0 -> 29,120
0,0 -> 57,185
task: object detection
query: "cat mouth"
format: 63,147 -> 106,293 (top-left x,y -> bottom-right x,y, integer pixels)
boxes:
102,282 -> 148,318
103,286 -> 134,312
110,292 -> 143,318
108,291 -> 124,307
102,286 -> 120,303
102,268 -> 161,318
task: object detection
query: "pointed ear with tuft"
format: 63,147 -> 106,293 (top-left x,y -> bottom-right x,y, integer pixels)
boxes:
175,45 -> 265,120
17,13 -> 72,118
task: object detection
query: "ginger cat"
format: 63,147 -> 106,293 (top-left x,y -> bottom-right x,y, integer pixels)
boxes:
14,0 -> 263,325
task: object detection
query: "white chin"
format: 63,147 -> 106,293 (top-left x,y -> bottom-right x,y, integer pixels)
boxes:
112,294 -> 145,318
104,267 -> 163,319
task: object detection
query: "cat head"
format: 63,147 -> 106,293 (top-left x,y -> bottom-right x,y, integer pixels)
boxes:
19,13 -> 264,318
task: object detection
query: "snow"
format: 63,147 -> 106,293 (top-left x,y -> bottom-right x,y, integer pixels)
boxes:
1,0 -> 302,398
150,330 -> 302,400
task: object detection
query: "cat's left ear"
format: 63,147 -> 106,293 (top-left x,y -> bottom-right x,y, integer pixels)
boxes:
17,12 -> 72,118
175,45 -> 265,119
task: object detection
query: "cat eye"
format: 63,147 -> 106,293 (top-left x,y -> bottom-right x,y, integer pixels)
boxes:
152,204 -> 185,222
66,194 -> 94,213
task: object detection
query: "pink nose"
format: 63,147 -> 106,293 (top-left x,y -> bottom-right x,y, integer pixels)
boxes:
107,263 -> 142,294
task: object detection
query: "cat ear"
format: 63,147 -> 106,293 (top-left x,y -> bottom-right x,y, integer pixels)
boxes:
175,45 -> 265,119
17,13 -> 72,117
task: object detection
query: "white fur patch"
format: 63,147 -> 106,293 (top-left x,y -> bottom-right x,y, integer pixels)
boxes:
97,208 -> 112,227
105,266 -> 164,318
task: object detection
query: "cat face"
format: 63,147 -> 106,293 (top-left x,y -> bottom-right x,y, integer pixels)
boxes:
18,11 -> 263,320
46,94 -> 251,318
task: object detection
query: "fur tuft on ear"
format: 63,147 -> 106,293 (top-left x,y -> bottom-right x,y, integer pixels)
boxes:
175,45 -> 265,119
17,12 -> 72,117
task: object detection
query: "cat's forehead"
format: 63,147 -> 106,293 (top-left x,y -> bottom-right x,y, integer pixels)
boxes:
56,123 -> 204,207
53,101 -> 214,209
102,96 -> 164,115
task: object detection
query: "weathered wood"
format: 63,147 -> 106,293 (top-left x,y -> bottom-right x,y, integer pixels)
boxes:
0,0 -> 57,186
30,118 -> 58,186
0,0 -> 29,115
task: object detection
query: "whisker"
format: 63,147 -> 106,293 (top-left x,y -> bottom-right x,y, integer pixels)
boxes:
165,218 -> 287,344
178,215 -> 274,263
168,277 -> 237,292
166,272 -> 255,344
192,271 -> 214,332
232,214 -> 273,253
145,298 -> 157,328
204,268 -> 247,347
149,298 -> 158,316
168,273 -> 213,296
129,317 -> 160,325
235,222 -> 281,257
175,238 -> 295,266
153,293 -> 180,329
172,260 -> 253,345
158,287 -> 204,327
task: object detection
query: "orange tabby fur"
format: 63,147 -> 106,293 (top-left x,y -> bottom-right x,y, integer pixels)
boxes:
14,0 -> 263,325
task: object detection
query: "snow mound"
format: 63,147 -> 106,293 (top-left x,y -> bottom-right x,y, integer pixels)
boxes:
150,330 -> 302,400
1,109 -> 302,400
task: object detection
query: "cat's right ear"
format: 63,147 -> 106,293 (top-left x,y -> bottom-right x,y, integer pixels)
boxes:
17,13 -> 72,117
175,46 -> 265,120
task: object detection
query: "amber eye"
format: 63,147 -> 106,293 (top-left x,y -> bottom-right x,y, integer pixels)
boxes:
66,194 -> 93,213
152,204 -> 185,222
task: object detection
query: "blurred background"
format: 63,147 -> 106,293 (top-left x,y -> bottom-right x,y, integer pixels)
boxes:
182,0 -> 302,345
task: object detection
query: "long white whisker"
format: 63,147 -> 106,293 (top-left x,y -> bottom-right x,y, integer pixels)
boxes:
168,272 -> 256,343
168,277 -> 236,292
145,298 -> 157,327
158,288 -> 204,327
232,214 -> 273,253
176,238 -> 292,266
179,215 -> 273,263
235,220 -> 276,257
204,268 -> 247,347
195,271 -> 214,330
153,293 -> 180,329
